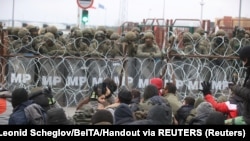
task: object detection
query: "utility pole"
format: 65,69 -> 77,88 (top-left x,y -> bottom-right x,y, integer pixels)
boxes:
238,0 -> 242,27
200,0 -> 205,21
12,0 -> 15,27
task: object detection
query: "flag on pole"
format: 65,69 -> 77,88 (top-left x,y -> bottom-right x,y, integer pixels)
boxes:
98,3 -> 105,9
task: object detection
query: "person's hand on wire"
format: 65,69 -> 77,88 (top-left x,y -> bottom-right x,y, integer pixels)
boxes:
199,81 -> 211,96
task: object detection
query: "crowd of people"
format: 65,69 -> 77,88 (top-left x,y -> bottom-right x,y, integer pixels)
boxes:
1,44 -> 250,125
1,23 -> 250,125
3,23 -> 250,59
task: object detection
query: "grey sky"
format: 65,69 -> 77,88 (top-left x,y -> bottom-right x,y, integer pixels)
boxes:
0,0 -> 249,27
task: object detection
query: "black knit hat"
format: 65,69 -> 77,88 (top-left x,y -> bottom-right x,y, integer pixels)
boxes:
46,108 -> 72,125
11,88 -> 29,108
118,88 -> 132,104
91,109 -> 113,125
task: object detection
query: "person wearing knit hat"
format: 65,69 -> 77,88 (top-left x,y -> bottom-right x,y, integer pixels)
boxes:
46,107 -> 72,125
91,109 -> 114,125
205,111 -> 226,125
9,88 -> 34,125
114,103 -> 134,125
149,77 -> 163,96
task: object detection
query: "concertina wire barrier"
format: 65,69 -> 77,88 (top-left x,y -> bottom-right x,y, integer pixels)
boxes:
0,34 -> 247,106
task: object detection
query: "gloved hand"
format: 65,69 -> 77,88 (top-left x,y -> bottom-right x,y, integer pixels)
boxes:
199,81 -> 211,96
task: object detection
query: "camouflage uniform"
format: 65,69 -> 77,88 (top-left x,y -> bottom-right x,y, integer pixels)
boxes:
106,29 -> 114,39
195,27 -> 205,36
65,26 -> 80,42
229,27 -> 250,55
35,32 -> 65,56
46,25 -> 67,46
192,32 -> 209,55
9,28 -> 35,55
106,32 -> 123,58
89,30 -> 110,57
136,32 -> 162,58
82,28 -> 94,46
26,24 -> 42,50
211,29 -> 233,56
66,29 -> 91,56
122,31 -> 138,57
183,32 -> 194,55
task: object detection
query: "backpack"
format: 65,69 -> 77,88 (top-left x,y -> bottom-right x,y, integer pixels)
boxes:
24,103 -> 47,125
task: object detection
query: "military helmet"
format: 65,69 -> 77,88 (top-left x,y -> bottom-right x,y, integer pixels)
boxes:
236,27 -> 245,33
192,32 -> 201,41
82,28 -> 93,36
216,29 -> 226,36
11,27 -> 20,36
183,32 -> 192,40
26,25 -> 39,32
131,27 -> 140,33
73,30 -> 83,38
70,26 -> 80,33
143,32 -> 155,40
106,29 -> 114,36
96,26 -> 106,34
125,31 -> 136,41
44,32 -> 55,41
94,30 -> 105,38
195,27 -> 205,35
18,28 -> 30,38
6,27 -> 13,35
110,33 -> 120,40
46,25 -> 58,35
39,28 -> 47,35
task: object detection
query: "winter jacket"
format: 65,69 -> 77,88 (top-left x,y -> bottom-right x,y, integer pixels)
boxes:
8,100 -> 33,125
204,94 -> 237,119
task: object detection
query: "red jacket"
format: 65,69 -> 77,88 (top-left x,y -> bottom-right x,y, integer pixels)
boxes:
204,94 -> 238,119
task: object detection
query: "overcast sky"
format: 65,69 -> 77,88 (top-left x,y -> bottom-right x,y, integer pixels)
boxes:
0,0 -> 250,27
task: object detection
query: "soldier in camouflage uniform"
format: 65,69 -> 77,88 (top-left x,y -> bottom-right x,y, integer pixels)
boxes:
183,31 -> 194,55
229,27 -> 250,56
136,32 -> 162,58
82,28 -> 94,46
192,32 -> 209,55
8,27 -> 20,42
89,30 -> 110,57
8,27 -> 35,55
46,25 -> 67,46
195,27 -> 205,37
106,29 -> 114,40
35,32 -> 65,56
211,29 -> 233,56
26,24 -> 42,51
38,27 -> 47,35
65,26 -> 80,42
106,32 -> 123,58
122,31 -> 138,57
65,29 -> 91,57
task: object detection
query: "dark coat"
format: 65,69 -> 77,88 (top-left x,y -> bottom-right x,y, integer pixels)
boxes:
8,100 -> 33,125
